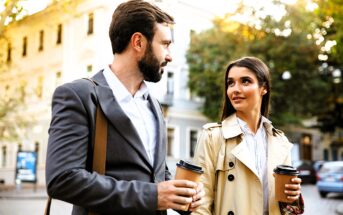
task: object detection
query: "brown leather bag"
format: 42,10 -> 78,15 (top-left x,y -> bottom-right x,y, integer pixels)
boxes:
44,79 -> 108,215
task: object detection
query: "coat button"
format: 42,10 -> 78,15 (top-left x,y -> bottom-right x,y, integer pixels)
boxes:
229,162 -> 234,167
228,211 -> 234,215
228,174 -> 234,181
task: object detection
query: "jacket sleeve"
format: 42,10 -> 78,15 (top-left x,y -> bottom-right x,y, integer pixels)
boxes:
279,140 -> 304,215
191,128 -> 218,215
46,84 -> 157,214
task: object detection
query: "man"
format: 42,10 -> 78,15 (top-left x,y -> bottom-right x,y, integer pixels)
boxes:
46,0 -> 204,214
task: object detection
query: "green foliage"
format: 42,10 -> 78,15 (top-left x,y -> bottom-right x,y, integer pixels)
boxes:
0,96 -> 29,141
315,0 -> 343,65
186,1 -> 332,127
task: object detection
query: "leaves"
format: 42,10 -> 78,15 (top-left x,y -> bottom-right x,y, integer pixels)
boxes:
186,1 -> 332,127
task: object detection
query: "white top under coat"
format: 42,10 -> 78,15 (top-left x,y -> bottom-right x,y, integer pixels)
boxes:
237,116 -> 270,215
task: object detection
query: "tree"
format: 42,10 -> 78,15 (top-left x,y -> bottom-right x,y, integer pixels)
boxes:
0,0 -> 36,142
313,0 -> 343,132
0,0 -> 24,37
187,0 -> 331,126
0,88 -> 30,142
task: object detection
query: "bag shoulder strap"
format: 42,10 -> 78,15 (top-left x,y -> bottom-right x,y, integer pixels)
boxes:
45,78 -> 108,215
84,78 -> 108,175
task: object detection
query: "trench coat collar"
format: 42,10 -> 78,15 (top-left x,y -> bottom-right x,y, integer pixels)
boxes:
90,70 -> 163,173
221,114 -> 293,178
221,114 -> 243,139
221,114 -> 275,139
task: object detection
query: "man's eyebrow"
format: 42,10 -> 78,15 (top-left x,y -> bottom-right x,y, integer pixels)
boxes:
162,40 -> 172,44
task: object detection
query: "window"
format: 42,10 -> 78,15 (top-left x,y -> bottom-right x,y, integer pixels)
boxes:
22,36 -> 27,56
2,146 -> 6,167
189,130 -> 198,157
167,71 -> 174,95
87,13 -> 94,35
38,30 -> 44,51
55,71 -> 62,86
87,64 -> 93,74
7,42 -> 11,63
170,25 -> 175,43
36,76 -> 44,98
167,128 -> 174,156
35,142 -> 39,153
19,80 -> 27,102
57,24 -> 62,44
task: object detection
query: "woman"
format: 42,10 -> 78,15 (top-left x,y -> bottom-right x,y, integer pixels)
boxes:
192,57 -> 303,215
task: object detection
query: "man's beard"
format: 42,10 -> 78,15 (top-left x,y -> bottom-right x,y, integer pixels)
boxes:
138,43 -> 166,83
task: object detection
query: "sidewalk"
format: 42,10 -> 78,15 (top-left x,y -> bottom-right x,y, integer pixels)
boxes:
0,185 -> 47,199
337,203 -> 343,215
2,184 -> 343,214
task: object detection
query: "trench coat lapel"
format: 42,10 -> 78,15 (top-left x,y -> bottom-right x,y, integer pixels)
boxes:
222,115 -> 260,177
265,124 -> 293,188
92,71 -> 153,172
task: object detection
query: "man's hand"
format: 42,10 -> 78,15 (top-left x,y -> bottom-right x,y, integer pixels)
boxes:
189,182 -> 205,212
157,180 -> 197,211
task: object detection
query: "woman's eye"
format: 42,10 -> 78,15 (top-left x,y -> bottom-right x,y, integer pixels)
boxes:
242,78 -> 251,85
227,80 -> 234,86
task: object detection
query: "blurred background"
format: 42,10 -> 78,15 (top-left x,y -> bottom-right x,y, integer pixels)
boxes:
0,0 -> 342,214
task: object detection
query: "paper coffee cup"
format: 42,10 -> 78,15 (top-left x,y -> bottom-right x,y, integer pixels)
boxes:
273,165 -> 299,203
174,160 -> 204,211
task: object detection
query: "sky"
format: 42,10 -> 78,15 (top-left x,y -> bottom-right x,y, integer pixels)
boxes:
1,0 -> 317,32
5,0 -> 308,19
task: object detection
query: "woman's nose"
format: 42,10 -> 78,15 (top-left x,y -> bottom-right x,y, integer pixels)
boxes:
233,83 -> 242,94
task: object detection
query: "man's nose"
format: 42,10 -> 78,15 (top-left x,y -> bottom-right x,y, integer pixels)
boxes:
165,54 -> 172,63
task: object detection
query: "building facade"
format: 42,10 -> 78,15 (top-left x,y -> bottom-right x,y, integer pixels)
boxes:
0,0 -> 213,186
1,0 -> 339,186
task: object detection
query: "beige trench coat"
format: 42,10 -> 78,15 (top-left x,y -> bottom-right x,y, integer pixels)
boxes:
192,114 -> 293,215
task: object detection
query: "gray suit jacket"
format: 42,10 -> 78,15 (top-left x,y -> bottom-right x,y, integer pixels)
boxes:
46,70 -> 171,215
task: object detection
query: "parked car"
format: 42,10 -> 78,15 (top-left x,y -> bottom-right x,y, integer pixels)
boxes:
292,160 -> 317,184
313,160 -> 325,172
316,161 -> 343,198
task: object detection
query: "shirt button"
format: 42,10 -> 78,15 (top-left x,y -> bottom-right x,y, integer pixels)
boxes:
229,162 -> 234,168
228,174 -> 235,181
228,211 -> 234,215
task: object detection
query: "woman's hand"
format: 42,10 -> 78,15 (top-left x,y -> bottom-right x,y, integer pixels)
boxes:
285,177 -> 302,202
189,182 -> 205,211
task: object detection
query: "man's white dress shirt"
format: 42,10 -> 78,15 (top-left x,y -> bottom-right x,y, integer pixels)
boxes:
103,66 -> 157,165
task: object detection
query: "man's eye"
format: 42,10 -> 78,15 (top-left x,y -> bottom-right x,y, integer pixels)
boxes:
163,42 -> 171,48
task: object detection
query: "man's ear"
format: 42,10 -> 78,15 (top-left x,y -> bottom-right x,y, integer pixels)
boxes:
131,32 -> 146,52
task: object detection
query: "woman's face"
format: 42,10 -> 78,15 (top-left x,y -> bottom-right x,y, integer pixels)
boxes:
226,66 -> 266,116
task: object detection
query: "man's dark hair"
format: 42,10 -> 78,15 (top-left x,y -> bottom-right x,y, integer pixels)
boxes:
109,0 -> 174,54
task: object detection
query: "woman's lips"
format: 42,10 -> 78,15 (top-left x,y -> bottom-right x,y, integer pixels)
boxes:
232,97 -> 244,103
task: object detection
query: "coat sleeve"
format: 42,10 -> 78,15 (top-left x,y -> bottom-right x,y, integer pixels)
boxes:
46,83 -> 158,214
191,128 -> 218,215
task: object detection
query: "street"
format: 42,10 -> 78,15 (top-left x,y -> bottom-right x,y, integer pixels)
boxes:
0,184 -> 342,215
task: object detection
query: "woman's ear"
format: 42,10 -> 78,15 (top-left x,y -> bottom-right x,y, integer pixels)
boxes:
261,87 -> 267,95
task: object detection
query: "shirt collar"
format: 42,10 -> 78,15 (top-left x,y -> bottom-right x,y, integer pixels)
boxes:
236,116 -> 272,134
103,65 -> 149,102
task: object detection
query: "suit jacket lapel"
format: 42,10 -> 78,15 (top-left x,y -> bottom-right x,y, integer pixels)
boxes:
92,71 -> 153,171
148,96 -> 166,170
